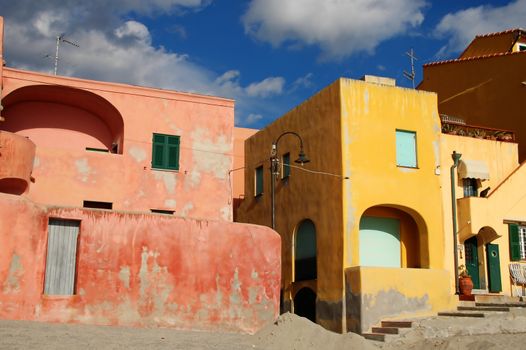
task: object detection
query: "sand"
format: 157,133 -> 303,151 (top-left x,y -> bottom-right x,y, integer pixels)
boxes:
1,313 -> 526,349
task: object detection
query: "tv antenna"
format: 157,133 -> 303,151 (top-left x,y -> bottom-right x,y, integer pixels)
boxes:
403,48 -> 417,88
54,33 -> 79,75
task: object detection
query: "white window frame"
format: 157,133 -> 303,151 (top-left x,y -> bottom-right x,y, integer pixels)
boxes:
519,226 -> 526,260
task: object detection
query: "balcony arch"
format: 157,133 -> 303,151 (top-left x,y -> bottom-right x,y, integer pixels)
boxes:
1,85 -> 124,153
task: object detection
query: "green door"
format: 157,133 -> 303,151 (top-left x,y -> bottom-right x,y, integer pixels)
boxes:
464,236 -> 480,289
486,243 -> 502,293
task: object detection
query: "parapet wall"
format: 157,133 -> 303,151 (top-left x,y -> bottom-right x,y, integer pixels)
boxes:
0,193 -> 280,334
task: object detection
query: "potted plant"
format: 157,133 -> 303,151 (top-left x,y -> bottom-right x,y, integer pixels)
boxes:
458,265 -> 473,296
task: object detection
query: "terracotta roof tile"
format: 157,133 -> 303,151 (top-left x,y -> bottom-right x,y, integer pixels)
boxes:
423,50 -> 526,67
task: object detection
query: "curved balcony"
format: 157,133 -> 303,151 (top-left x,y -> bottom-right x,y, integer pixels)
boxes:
0,131 -> 36,195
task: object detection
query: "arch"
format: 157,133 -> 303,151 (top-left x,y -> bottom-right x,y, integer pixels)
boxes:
294,219 -> 317,281
293,287 -> 316,322
1,85 -> 124,153
359,205 -> 428,268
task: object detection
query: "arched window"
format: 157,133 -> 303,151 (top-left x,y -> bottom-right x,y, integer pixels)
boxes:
295,219 -> 317,281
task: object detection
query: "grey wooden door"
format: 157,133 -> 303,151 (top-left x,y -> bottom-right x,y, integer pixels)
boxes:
44,219 -> 80,295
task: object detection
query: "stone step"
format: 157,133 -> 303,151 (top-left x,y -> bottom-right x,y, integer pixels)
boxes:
371,326 -> 400,334
381,320 -> 412,328
474,295 -> 522,304
476,302 -> 526,308
458,306 -> 510,312
362,333 -> 387,342
438,311 -> 485,318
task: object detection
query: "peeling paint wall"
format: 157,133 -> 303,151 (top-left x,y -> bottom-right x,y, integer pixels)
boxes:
345,266 -> 456,334
0,193 -> 281,334
1,68 -> 234,221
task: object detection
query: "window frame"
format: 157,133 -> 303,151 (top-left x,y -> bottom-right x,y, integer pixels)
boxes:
395,129 -> 418,168
509,223 -> 526,261
255,165 -> 264,197
152,133 -> 181,171
518,43 -> 526,52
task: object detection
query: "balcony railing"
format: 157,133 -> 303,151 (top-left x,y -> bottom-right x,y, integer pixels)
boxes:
440,114 -> 515,142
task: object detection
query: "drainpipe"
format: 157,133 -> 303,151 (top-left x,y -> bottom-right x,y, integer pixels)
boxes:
451,151 -> 462,295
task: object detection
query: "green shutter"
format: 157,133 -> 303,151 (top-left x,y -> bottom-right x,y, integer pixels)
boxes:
255,166 -> 263,196
152,133 -> 180,170
509,224 -> 521,261
167,136 -> 180,170
282,153 -> 290,178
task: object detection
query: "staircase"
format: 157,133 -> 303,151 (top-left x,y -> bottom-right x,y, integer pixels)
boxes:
363,294 -> 526,342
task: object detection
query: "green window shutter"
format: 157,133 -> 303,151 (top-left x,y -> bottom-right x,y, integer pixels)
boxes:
282,153 -> 290,178
167,136 -> 180,170
255,166 -> 263,196
152,133 -> 180,170
509,224 -> 521,261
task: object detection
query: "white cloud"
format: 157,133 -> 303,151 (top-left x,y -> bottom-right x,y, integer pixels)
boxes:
246,77 -> 285,97
114,21 -> 151,44
244,113 -> 264,125
242,0 -> 427,60
292,73 -> 314,89
436,0 -> 526,54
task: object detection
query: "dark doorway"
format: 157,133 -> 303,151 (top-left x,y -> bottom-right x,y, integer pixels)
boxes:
294,287 -> 316,322
465,236 -> 480,289
295,219 -> 317,281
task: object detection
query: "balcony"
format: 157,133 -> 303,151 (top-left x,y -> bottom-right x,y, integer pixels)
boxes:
441,114 -> 515,142
0,131 -> 36,195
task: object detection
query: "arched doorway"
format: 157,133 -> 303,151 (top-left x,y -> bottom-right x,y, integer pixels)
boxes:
359,206 -> 426,268
294,287 -> 316,322
294,219 -> 317,281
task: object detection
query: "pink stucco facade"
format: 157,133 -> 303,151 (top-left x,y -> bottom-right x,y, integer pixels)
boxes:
0,17 -> 281,333
0,193 -> 280,333
1,68 -> 235,221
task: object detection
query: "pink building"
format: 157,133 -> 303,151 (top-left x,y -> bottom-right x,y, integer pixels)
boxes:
0,17 -> 279,333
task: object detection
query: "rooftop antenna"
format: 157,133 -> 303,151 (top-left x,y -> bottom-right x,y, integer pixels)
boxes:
54,33 -> 79,75
403,48 -> 417,88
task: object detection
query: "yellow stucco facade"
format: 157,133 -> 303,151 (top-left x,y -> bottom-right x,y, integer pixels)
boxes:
441,133 -> 526,297
237,78 -> 457,334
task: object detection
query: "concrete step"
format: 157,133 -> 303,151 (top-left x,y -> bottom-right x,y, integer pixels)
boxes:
381,320 -> 412,328
458,306 -> 510,312
476,302 -> 526,308
437,311 -> 485,318
371,326 -> 400,334
362,333 -> 392,342
474,295 -> 522,304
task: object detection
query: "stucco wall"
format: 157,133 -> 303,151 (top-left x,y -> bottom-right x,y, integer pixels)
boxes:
0,193 -> 280,334
0,131 -> 35,194
345,266 -> 456,334
1,68 -> 234,221
440,134 -> 520,294
340,79 -> 445,270
420,53 -> 526,160
236,80 -> 344,332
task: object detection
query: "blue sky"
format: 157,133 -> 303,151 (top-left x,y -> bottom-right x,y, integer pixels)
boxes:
1,0 -> 524,129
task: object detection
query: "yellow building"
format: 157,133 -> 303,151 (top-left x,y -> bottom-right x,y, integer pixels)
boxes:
419,28 -> 526,160
440,117 -> 526,298
236,76 -> 457,334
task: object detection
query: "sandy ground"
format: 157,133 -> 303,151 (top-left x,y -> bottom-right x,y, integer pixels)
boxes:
1,313 -> 526,350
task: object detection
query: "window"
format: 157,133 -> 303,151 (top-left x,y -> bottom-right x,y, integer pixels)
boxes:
463,178 -> 479,197
44,219 -> 80,295
83,200 -> 113,210
395,130 -> 417,168
282,153 -> 291,179
509,224 -> 526,261
152,133 -> 180,170
255,165 -> 263,196
518,43 -> 526,52
150,209 -> 175,215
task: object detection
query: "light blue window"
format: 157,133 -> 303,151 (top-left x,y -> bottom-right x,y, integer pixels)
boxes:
359,216 -> 401,268
396,130 -> 417,168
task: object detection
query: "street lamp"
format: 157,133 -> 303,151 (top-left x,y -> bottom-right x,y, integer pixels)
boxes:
270,131 -> 310,230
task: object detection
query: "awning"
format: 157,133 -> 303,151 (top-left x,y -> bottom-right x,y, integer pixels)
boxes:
458,160 -> 490,180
